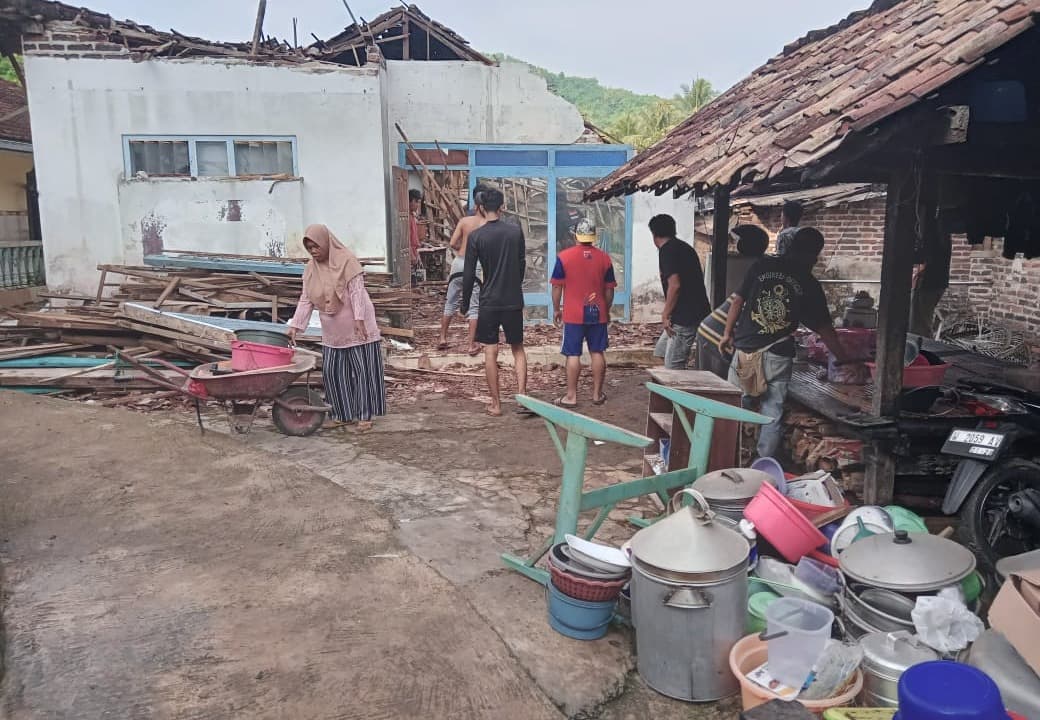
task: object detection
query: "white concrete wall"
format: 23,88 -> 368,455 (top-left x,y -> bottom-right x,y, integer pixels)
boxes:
24,56 -> 386,293
630,192 -> 699,321
385,60 -> 585,162
117,179 -> 305,258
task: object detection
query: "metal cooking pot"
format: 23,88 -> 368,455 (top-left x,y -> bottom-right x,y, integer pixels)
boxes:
629,489 -> 749,702
860,631 -> 938,707
691,468 -> 775,522
840,585 -> 915,634
839,530 -> 976,593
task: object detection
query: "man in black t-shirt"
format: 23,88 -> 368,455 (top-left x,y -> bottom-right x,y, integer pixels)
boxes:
649,214 -> 711,369
720,227 -> 853,458
462,188 -> 529,418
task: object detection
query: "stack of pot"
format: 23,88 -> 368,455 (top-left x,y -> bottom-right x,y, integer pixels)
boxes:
838,529 -> 978,707
628,489 -> 750,702
692,468 -> 776,522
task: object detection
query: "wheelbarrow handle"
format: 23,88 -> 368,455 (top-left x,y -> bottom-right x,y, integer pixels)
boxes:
109,347 -> 194,396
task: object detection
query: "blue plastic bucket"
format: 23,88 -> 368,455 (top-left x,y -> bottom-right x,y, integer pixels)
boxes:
894,661 -> 1007,720
546,582 -> 615,640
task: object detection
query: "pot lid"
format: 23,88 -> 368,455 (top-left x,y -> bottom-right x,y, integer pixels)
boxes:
860,632 -> 938,675
629,489 -> 749,576
692,468 -> 775,502
840,530 -> 976,592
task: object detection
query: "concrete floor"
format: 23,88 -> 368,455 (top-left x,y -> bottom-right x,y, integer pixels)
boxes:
0,367 -> 739,719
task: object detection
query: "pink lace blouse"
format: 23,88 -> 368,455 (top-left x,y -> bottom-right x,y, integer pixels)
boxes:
288,274 -> 381,349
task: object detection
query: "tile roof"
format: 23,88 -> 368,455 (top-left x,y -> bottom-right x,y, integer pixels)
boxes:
0,77 -> 29,144
318,5 -> 492,64
587,0 -> 1040,200
0,0 -> 318,62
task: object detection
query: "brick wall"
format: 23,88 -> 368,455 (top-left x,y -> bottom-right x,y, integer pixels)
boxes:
701,195 -> 1039,351
21,22 -> 130,60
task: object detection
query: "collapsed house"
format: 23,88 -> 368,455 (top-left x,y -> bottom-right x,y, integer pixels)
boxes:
0,1 -> 688,322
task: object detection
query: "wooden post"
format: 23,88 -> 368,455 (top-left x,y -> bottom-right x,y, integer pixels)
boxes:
865,167 -> 917,505
401,18 -> 410,60
710,185 -> 731,307
251,0 -> 267,56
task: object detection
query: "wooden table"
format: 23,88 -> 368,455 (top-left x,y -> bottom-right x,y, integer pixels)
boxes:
644,368 -> 744,476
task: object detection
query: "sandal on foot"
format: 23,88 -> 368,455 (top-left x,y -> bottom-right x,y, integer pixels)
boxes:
592,394 -> 608,406
554,397 -> 578,408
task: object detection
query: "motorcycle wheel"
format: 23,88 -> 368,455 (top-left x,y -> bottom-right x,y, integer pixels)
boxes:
958,458 -> 1040,572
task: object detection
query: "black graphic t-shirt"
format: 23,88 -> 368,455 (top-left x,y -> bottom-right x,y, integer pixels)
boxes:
732,256 -> 830,356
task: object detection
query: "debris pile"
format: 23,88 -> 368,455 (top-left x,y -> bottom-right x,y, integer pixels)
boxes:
0,252 -> 414,399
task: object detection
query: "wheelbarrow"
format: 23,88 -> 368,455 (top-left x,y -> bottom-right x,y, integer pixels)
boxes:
116,349 -> 330,437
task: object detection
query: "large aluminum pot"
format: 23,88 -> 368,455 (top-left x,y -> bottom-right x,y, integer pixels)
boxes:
629,490 -> 749,702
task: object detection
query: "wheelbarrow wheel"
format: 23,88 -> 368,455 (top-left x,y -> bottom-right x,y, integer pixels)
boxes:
272,387 -> 326,437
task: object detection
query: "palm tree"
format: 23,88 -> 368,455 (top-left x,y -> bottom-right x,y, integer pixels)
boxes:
674,77 -> 718,115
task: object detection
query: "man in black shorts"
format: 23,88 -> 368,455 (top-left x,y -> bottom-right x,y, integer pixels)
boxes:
462,188 -> 529,417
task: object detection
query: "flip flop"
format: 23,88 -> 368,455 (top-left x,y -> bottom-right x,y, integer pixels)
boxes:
435,342 -> 451,351
592,394 -> 608,406
467,345 -> 482,357
355,421 -> 373,433
554,397 -> 578,408
485,406 -> 503,417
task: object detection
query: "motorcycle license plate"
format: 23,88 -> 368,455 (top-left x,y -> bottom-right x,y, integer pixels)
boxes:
941,428 -> 1007,460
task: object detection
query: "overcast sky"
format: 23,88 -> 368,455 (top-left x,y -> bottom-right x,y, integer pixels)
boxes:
81,1 -> 869,96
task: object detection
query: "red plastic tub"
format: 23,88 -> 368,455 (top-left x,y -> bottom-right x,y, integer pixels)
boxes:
744,482 -> 828,563
230,340 -> 294,372
866,359 -> 950,388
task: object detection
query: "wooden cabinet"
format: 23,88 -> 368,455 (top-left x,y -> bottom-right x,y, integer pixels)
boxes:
643,368 -> 743,477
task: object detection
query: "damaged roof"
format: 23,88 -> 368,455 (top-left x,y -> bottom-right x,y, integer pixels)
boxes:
0,0 -> 317,61
316,5 -> 492,65
0,77 -> 29,144
587,0 -> 1040,200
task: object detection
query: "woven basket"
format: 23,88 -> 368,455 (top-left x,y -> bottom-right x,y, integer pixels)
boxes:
549,564 -> 627,603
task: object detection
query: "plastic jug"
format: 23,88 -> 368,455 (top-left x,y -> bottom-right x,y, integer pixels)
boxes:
765,597 -> 835,688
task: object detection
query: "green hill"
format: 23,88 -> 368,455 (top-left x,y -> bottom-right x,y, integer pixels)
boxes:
489,54 -> 664,128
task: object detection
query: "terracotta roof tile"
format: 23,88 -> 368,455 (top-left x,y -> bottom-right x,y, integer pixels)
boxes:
589,0 -> 1040,200
0,79 -> 30,144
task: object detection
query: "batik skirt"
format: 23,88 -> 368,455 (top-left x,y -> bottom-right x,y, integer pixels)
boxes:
321,340 -> 387,422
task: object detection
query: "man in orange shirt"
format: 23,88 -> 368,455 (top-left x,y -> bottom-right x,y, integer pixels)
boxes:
551,220 -> 616,408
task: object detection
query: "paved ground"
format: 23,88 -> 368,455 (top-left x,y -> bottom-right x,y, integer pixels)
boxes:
1,361 -> 738,719
0,392 -> 563,720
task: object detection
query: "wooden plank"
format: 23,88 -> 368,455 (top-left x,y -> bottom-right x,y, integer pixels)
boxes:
118,303 -> 236,343
153,277 -> 181,309
710,185 -> 731,307
0,343 -> 90,361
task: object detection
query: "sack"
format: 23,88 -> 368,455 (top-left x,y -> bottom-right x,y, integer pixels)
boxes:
734,349 -> 768,397
734,337 -> 790,397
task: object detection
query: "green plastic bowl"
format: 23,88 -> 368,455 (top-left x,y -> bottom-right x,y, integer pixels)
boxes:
884,505 -> 929,534
961,570 -> 984,604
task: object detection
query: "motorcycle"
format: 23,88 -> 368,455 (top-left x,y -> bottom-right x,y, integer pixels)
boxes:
940,380 -> 1040,572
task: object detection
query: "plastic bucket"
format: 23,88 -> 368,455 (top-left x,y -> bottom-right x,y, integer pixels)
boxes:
866,361 -> 951,388
744,483 -> 828,562
546,581 -> 615,640
765,597 -> 834,688
230,340 -> 294,372
895,661 -> 1008,720
728,633 -> 863,716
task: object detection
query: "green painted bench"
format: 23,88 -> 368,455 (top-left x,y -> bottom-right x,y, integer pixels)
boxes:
502,383 -> 771,584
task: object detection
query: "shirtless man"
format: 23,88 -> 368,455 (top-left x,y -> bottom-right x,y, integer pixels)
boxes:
437,184 -> 488,355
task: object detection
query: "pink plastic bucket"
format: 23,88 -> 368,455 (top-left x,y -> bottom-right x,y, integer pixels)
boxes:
744,482 -> 828,563
866,360 -> 951,388
230,340 -> 294,372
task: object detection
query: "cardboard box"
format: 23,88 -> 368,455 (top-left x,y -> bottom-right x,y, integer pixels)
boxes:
989,568 -> 1040,675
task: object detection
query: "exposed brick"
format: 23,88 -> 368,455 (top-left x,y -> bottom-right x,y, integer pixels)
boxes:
93,43 -> 127,53
34,43 -> 66,51
65,43 -> 94,51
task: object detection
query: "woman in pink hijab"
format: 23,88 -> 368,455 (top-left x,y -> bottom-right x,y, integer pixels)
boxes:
288,224 -> 385,431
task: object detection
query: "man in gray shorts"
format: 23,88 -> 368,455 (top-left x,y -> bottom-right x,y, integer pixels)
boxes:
438,185 -> 487,355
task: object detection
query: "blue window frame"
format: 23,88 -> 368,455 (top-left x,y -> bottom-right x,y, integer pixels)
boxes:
122,135 -> 299,178
398,143 -> 633,322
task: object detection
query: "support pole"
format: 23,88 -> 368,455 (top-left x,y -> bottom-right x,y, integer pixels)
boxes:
250,0 -> 267,56
865,166 -> 917,504
711,185 -> 731,307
